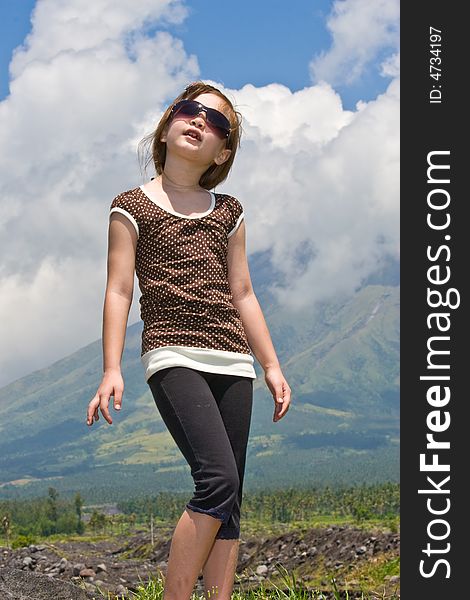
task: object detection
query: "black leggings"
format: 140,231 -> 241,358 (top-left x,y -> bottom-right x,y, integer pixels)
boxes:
147,366 -> 254,540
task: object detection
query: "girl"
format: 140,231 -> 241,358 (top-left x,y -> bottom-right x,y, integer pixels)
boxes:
86,81 -> 291,600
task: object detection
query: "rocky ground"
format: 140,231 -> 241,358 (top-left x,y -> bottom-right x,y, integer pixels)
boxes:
0,525 -> 400,599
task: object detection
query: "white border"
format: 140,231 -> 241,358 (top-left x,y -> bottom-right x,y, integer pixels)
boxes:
109,207 -> 139,238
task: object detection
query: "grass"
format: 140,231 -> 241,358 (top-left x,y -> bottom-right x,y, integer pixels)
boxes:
89,562 -> 400,600
295,552 -> 399,597
346,556 -> 400,592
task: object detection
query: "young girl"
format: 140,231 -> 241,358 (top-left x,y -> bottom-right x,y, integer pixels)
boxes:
86,81 -> 291,600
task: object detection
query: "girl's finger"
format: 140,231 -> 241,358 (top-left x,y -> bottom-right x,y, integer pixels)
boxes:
273,397 -> 284,421
114,389 -> 122,411
99,396 -> 113,424
273,382 -> 291,421
87,397 -> 99,425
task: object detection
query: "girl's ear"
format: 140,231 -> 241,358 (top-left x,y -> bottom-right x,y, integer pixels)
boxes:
214,148 -> 231,166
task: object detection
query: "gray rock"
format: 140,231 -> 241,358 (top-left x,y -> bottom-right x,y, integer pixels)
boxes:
115,584 -> 128,596
96,563 -> 107,573
22,557 -> 34,569
37,555 -> 49,562
59,558 -> 69,572
0,567 -> 98,600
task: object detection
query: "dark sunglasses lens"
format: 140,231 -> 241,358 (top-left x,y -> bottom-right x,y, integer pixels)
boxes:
172,100 -> 198,119
172,101 -> 230,138
205,107 -> 230,131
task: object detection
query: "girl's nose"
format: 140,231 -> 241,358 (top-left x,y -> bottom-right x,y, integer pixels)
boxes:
190,112 -> 207,129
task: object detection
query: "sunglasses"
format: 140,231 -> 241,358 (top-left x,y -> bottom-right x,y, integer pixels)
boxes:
169,99 -> 231,139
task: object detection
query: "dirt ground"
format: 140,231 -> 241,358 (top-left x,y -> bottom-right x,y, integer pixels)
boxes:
0,524 -> 400,599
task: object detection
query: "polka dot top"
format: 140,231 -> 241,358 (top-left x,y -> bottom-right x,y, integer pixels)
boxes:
109,185 -> 257,382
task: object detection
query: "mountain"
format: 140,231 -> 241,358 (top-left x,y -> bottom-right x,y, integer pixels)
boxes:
0,258 -> 399,502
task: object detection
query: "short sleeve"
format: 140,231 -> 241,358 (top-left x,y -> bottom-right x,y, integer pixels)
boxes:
109,191 -> 140,238
226,196 -> 245,238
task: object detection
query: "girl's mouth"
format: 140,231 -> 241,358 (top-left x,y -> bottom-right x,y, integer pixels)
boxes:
184,128 -> 202,141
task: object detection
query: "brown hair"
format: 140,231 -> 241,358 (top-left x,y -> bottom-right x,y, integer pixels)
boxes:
138,81 -> 243,190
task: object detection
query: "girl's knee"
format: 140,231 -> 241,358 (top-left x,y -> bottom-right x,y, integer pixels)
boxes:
222,469 -> 240,496
188,468 -> 239,521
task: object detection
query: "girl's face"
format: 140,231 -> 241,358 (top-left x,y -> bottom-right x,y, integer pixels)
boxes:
161,93 -> 232,168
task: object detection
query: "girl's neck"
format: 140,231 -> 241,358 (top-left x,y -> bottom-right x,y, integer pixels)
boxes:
160,171 -> 201,191
159,154 -> 211,192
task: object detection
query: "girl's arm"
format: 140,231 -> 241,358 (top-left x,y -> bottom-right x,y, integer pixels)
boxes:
86,213 -> 137,426
102,213 -> 137,372
227,221 -> 291,422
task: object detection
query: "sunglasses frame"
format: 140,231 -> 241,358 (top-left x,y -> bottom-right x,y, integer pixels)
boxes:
169,99 -> 232,139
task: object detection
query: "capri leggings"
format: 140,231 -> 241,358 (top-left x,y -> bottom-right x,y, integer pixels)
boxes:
147,366 -> 254,540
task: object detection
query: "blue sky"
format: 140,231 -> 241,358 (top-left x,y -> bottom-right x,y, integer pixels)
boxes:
0,0 -> 395,110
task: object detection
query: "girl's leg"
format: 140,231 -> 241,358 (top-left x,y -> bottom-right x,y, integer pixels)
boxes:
162,508 -> 224,600
201,374 -> 254,599
148,367 -> 243,600
202,538 -> 240,599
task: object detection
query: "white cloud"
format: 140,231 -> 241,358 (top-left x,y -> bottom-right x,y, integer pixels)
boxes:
232,82 -> 354,150
223,77 -> 399,310
381,52 -> 400,78
0,0 -> 399,387
309,0 -> 399,86
9,0 -> 188,75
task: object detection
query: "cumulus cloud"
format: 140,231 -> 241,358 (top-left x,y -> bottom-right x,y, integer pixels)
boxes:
0,0 -> 399,387
380,52 -> 400,78
223,78 -> 399,310
309,0 -> 399,86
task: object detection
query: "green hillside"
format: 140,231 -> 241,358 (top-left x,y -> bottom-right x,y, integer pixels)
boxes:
0,280 -> 399,502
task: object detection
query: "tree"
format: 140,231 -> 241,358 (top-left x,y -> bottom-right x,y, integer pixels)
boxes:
74,492 -> 85,534
2,515 -> 11,549
47,487 -> 59,525
89,510 -> 107,534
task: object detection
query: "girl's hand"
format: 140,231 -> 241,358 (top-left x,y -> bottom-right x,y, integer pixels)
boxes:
86,369 -> 124,426
264,366 -> 291,422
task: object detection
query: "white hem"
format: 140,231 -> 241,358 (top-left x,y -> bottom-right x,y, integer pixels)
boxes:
228,212 -> 244,237
141,345 -> 257,382
109,207 -> 139,238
